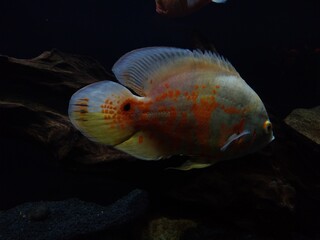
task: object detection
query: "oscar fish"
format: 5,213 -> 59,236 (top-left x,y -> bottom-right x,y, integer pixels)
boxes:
155,0 -> 227,17
68,47 -> 274,170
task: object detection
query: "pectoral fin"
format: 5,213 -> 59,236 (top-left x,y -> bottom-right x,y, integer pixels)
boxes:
220,130 -> 250,152
114,131 -> 172,160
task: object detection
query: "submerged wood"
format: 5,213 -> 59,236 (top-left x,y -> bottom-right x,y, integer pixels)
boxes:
0,50 -> 131,164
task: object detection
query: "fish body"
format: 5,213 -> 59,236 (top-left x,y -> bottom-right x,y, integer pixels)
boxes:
69,47 -> 274,170
155,0 -> 227,17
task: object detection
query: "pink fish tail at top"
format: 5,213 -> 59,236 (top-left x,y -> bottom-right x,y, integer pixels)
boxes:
211,0 -> 227,3
155,0 -> 227,17
155,0 -> 167,14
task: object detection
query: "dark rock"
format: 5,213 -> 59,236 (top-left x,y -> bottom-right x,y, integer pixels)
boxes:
0,49 -> 111,114
142,217 -> 197,240
284,106 -> 320,146
27,203 -> 50,221
181,224 -> 273,240
0,189 -> 149,240
0,50 -> 132,165
0,101 -> 131,164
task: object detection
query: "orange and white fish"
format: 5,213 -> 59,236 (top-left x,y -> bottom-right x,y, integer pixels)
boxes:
155,0 -> 227,17
69,47 -> 274,170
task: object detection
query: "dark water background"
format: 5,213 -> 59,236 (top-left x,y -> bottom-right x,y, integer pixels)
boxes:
0,1 -> 320,239
1,0 -> 320,116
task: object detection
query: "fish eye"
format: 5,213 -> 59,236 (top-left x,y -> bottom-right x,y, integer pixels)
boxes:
123,102 -> 131,111
263,120 -> 272,134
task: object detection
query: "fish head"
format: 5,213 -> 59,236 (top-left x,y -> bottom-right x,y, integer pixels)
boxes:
217,76 -> 274,158
245,94 -> 275,154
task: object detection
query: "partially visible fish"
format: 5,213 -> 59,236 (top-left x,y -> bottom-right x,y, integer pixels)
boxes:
155,0 -> 227,17
68,47 -> 274,170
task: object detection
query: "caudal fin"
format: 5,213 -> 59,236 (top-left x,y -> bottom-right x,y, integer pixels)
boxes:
68,81 -> 136,146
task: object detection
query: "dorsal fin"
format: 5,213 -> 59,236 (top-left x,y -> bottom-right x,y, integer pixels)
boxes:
112,47 -> 239,96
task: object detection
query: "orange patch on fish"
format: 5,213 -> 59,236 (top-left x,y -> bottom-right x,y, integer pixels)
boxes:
233,118 -> 245,133
155,92 -> 168,101
191,96 -> 219,147
168,90 -> 174,98
168,106 -> 177,123
186,91 -> 198,101
221,105 -> 242,115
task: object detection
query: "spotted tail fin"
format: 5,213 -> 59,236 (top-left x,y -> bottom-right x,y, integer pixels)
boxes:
68,81 -> 136,146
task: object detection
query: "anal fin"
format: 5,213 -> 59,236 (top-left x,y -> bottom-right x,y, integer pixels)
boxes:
167,159 -> 213,171
114,131 -> 171,160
